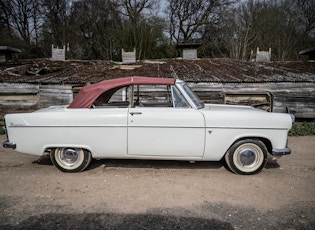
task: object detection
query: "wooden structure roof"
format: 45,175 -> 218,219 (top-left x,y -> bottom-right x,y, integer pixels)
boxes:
0,58 -> 314,85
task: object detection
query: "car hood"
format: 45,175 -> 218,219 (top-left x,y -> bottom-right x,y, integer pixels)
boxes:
202,103 -> 258,112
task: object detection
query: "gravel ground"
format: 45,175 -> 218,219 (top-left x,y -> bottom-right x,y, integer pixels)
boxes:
0,135 -> 314,229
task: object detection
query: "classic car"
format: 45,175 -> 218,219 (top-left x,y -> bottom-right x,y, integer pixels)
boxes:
3,76 -> 294,174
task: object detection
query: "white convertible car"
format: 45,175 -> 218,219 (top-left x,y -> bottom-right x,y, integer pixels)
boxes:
3,76 -> 294,174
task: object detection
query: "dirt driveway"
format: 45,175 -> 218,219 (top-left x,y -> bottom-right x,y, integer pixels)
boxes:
0,135 -> 314,229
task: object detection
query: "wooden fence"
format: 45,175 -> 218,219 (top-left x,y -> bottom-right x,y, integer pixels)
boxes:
0,83 -> 73,114
1,81 -> 314,119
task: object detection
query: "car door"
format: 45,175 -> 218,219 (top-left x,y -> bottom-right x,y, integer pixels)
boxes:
127,83 -> 205,158
128,108 -> 205,157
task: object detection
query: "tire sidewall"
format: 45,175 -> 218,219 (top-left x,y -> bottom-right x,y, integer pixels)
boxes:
50,148 -> 91,173
225,139 -> 268,175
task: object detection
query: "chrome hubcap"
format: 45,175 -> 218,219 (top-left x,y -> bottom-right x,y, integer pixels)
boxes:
58,148 -> 80,167
237,147 -> 259,168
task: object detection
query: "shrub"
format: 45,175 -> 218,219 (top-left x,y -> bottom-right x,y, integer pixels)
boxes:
289,121 -> 315,136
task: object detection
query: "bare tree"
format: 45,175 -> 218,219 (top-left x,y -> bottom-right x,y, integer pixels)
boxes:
213,0 -> 315,61
219,0 -> 260,60
0,0 -> 12,37
119,0 -> 157,23
71,0 -> 121,60
0,0 -> 42,45
2,0 -> 312,61
296,0 -> 315,36
167,0 -> 234,43
41,0 -> 72,48
118,0 -> 160,59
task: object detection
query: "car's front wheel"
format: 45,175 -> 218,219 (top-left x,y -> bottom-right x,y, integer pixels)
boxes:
225,139 -> 268,175
50,147 -> 92,172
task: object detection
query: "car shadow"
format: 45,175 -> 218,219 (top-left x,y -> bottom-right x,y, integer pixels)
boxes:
265,159 -> 281,168
31,154 -> 225,171
32,154 -> 224,170
88,158 -> 225,171
32,154 -> 53,165
32,154 -> 280,171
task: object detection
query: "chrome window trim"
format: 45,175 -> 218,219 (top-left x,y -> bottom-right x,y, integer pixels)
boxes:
175,80 -> 203,110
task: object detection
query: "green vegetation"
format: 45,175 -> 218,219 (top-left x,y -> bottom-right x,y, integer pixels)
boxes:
289,121 -> 315,136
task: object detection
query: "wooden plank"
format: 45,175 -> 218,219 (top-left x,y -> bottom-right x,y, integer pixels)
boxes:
0,95 -> 37,100
39,85 -> 73,107
189,82 -> 315,92
272,92 -> 315,118
224,93 -> 271,111
195,91 -> 224,104
189,82 -> 315,118
0,83 -> 39,112
0,100 -> 38,111
0,83 -> 39,94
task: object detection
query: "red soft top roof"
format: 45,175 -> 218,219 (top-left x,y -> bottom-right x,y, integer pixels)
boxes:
68,76 -> 175,108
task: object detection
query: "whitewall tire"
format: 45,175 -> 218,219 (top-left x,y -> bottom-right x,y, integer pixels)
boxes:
50,147 -> 92,173
225,139 -> 268,175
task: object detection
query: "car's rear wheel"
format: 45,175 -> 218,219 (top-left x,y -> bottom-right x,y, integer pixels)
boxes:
50,147 -> 92,172
225,139 -> 268,175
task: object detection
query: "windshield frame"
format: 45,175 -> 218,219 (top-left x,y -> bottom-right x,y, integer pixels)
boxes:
171,85 -> 190,108
175,81 -> 204,109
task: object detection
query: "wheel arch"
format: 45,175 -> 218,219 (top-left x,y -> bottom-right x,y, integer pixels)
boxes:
224,137 -> 270,175
44,145 -> 94,156
50,147 -> 92,172
228,136 -> 272,155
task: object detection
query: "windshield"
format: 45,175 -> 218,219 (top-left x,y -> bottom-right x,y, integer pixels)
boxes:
182,83 -> 204,109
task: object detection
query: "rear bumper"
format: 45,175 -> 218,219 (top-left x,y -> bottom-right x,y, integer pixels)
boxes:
272,147 -> 291,156
3,141 -> 16,149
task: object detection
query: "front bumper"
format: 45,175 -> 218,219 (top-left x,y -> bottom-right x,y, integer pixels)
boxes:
272,147 -> 291,156
3,141 -> 16,149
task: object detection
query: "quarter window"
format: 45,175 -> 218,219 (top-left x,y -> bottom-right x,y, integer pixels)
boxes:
93,86 -> 131,108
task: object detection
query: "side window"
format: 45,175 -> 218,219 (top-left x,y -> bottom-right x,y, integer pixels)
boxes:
133,85 -> 173,107
171,86 -> 190,108
93,87 -> 131,108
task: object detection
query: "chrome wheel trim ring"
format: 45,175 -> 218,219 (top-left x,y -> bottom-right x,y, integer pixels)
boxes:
237,147 -> 259,168
233,143 -> 264,173
56,148 -> 84,169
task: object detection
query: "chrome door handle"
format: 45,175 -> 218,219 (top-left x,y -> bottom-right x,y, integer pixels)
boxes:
130,112 -> 142,116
